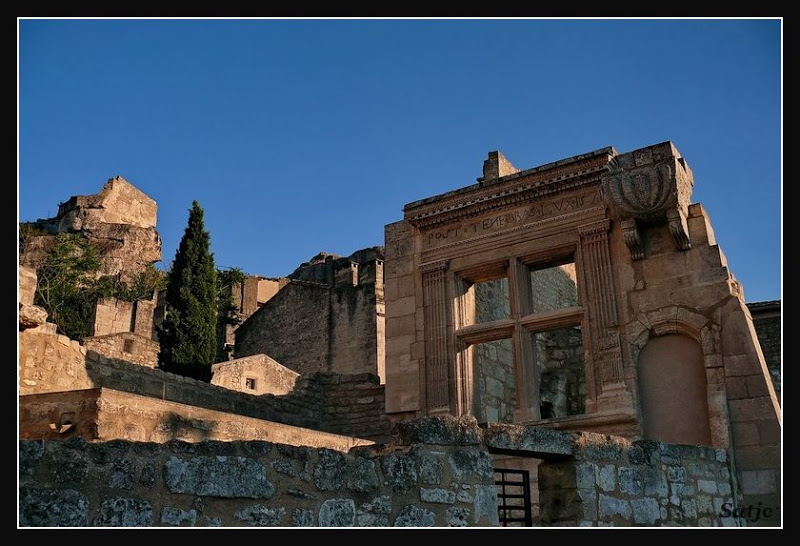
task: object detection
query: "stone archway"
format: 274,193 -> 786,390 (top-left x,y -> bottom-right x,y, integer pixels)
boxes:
637,333 -> 712,446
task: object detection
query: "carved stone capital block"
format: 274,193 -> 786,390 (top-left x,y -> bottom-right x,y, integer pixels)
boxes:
601,144 -> 694,259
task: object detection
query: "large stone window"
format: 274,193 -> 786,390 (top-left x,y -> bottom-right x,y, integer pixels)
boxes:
454,256 -> 585,424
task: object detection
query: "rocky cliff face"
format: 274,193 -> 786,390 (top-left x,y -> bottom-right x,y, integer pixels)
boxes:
20,176 -> 162,283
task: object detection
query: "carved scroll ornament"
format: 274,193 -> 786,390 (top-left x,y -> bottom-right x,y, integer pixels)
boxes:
601,155 -> 694,260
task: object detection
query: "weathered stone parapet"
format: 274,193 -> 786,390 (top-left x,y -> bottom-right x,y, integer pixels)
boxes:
19,420 -> 750,527
392,415 -> 482,446
538,435 -> 744,527
483,423 -> 577,457
19,432 -> 499,527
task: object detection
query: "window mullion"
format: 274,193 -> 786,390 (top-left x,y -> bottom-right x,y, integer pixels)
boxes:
508,257 -> 538,422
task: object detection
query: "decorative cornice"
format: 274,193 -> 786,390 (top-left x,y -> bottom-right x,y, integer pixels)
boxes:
420,259 -> 450,273
405,151 -> 613,229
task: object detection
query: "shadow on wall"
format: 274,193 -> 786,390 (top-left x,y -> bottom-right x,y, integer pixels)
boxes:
159,412 -> 217,443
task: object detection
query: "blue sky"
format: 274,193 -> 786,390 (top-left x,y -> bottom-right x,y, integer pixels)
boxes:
18,18 -> 781,302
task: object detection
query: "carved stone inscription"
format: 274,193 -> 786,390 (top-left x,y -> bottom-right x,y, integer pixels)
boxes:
423,189 -> 603,249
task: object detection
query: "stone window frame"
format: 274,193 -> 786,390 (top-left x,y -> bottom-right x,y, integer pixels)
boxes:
245,377 -> 257,390
452,250 -> 586,424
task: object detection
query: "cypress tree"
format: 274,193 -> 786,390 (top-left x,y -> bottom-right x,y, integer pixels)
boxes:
158,200 -> 218,381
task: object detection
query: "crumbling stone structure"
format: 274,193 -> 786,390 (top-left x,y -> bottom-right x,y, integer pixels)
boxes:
20,176 -> 162,283
234,248 -> 386,381
18,142 -> 781,527
747,300 -> 781,401
20,177 -> 164,367
18,415 -> 747,527
217,275 -> 289,361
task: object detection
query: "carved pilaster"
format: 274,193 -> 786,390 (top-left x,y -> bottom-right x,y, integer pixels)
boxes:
601,148 -> 694,260
579,219 -> 624,393
421,259 -> 451,413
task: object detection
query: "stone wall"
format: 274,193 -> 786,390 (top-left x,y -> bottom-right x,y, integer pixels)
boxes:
316,373 -> 393,442
83,333 -> 159,368
478,422 -> 752,527
19,413 -> 760,527
20,326 -> 394,443
473,338 -> 516,424
19,266 -> 37,306
382,219 -> 420,416
533,326 -> 586,418
234,250 -> 385,381
234,281 -> 332,375
620,201 -> 782,526
19,430 -> 499,527
20,388 -> 373,451
217,276 -> 290,361
328,276 -> 382,376
538,437 -> 741,526
91,297 -> 155,339
747,301 -> 781,401
529,263 -> 578,314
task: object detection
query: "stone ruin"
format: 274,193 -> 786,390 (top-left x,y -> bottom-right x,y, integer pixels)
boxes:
17,141 -> 782,527
20,176 -> 162,283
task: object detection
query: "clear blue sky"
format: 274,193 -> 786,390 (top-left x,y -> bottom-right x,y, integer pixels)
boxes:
18,18 -> 782,302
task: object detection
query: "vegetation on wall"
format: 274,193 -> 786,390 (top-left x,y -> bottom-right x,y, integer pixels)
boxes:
157,201 -> 218,382
22,228 -> 166,340
217,267 -> 246,325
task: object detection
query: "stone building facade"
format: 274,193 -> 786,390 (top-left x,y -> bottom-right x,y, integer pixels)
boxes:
234,248 -> 386,381
382,142 -> 781,525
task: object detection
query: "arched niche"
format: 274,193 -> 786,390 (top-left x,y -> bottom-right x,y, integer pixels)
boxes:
638,333 -> 712,446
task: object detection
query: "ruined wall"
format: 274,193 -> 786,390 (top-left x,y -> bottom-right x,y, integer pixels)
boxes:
747,301 -> 781,401
20,176 -> 162,283
83,333 -> 159,369
234,282 -> 331,375
316,373 -> 392,443
19,328 -> 89,394
538,437 -> 743,527
383,220 -> 419,416
19,412 -> 758,527
19,266 -> 37,306
211,354 -> 299,396
91,298 -> 134,337
533,327 -> 586,419
20,388 -> 372,451
473,338 -> 516,424
91,297 -> 155,339
529,263 -> 578,313
19,432 -> 499,527
616,201 -> 781,526
20,325 -> 394,442
328,280 -> 381,376
234,253 -> 384,380
55,176 -> 157,230
19,266 -> 49,331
